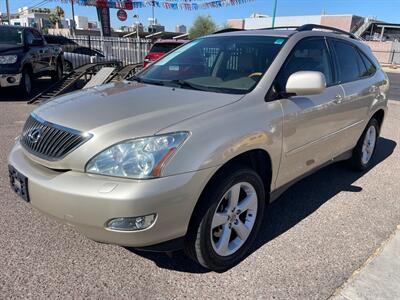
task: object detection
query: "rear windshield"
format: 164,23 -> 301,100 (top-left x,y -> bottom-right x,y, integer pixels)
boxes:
137,36 -> 287,94
0,27 -> 23,45
150,43 -> 182,53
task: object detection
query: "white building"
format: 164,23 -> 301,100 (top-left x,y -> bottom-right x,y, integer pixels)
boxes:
74,16 -> 89,30
10,7 -> 53,29
228,13 -> 364,33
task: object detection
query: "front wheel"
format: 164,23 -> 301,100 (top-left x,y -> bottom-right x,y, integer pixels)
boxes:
185,167 -> 265,272
20,68 -> 33,97
350,118 -> 380,171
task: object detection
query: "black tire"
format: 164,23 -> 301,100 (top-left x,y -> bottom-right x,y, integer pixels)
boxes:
20,67 -> 33,97
184,166 -> 265,272
51,60 -> 63,82
64,60 -> 73,73
349,118 -> 380,171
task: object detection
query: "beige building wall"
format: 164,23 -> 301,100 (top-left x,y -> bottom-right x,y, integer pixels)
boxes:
228,19 -> 245,29
365,41 -> 395,64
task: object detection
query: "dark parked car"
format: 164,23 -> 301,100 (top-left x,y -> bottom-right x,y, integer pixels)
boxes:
0,26 -> 64,96
43,34 -> 79,53
143,39 -> 187,67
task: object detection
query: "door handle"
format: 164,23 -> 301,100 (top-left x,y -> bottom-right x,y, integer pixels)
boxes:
333,94 -> 343,104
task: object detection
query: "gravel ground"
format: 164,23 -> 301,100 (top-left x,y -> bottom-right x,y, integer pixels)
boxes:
0,77 -> 399,299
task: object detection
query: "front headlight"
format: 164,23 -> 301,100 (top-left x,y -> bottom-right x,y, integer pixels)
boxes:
0,55 -> 18,64
86,132 -> 189,179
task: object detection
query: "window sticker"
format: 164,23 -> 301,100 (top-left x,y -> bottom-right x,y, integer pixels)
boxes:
155,40 -> 202,66
169,65 -> 180,71
274,38 -> 286,45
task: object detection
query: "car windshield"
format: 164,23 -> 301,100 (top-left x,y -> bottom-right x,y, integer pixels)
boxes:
136,36 -> 287,94
0,27 -> 23,45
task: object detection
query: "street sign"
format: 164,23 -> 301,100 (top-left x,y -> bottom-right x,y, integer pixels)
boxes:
117,9 -> 128,22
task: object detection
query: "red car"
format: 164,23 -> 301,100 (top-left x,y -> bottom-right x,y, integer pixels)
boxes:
144,39 -> 187,67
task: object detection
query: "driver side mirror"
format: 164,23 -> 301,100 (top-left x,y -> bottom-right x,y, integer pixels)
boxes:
285,71 -> 326,96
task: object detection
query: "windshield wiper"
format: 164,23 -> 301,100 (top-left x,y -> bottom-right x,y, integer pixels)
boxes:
168,79 -> 210,91
130,76 -> 165,86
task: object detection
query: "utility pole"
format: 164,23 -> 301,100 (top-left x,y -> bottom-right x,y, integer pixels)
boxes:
70,0 -> 76,35
5,0 -> 10,25
152,0 -> 155,25
271,0 -> 278,28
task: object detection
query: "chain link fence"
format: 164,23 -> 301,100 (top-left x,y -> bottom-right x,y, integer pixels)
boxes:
59,35 -> 152,69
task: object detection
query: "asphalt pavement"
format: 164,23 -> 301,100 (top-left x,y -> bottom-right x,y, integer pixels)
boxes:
0,76 -> 399,299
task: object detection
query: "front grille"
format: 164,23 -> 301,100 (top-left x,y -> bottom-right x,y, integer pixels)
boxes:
21,113 -> 92,161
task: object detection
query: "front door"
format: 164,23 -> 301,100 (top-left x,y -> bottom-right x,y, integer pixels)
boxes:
274,37 -> 346,188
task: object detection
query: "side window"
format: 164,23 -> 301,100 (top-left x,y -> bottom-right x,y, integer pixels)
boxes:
332,40 -> 365,83
74,47 -> 92,56
31,30 -> 44,45
359,50 -> 377,77
25,31 -> 35,45
275,38 -> 334,92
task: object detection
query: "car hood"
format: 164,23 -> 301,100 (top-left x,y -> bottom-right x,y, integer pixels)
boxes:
34,80 -> 243,136
0,44 -> 23,54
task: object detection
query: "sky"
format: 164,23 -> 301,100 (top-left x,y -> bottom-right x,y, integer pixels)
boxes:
0,0 -> 400,32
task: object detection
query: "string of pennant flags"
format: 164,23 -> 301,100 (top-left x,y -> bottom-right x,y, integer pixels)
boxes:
51,0 -> 255,10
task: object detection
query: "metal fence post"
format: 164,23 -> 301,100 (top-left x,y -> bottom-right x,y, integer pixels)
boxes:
88,35 -> 91,50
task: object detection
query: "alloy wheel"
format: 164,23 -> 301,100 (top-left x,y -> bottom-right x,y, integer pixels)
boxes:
210,182 -> 258,256
361,125 -> 377,165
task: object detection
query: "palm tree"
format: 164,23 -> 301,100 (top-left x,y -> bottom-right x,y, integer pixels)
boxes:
50,6 -> 65,29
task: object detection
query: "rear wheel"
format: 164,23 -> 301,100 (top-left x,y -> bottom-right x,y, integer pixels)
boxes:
184,167 -> 265,272
51,61 -> 63,82
64,60 -> 73,73
350,118 -> 380,171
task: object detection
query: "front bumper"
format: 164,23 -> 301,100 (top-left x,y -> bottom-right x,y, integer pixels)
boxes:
0,73 -> 22,87
8,142 -> 215,248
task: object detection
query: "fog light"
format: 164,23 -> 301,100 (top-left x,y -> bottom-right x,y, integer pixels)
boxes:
7,77 -> 16,83
106,214 -> 156,231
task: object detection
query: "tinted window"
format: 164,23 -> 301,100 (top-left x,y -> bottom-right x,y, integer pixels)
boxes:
332,40 -> 365,83
139,36 -> 286,94
275,38 -> 334,92
73,47 -> 92,56
0,27 -> 23,44
150,43 -> 182,53
44,35 -> 58,44
359,50 -> 377,77
25,31 -> 35,45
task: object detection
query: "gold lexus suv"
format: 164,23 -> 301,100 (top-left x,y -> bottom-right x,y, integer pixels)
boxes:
8,25 -> 389,271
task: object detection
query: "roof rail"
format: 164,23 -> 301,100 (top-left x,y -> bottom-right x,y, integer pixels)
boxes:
213,28 -> 244,34
297,24 -> 358,39
257,26 -> 299,31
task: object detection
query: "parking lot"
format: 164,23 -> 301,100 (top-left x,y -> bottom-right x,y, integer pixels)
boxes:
0,74 -> 399,299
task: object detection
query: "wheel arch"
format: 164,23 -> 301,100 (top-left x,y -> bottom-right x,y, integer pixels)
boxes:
371,109 -> 385,130
186,148 -> 273,235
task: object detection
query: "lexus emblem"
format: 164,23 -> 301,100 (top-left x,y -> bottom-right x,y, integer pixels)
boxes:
27,128 -> 43,144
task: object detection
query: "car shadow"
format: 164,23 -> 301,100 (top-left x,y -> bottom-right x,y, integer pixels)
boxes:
128,137 -> 397,274
0,78 -> 53,102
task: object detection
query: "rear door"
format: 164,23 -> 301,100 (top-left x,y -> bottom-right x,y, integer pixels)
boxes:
275,37 -> 346,187
31,29 -> 53,72
329,38 -> 378,151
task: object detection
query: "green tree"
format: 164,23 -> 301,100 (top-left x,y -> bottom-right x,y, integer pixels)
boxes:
49,6 -> 65,29
189,15 -> 218,39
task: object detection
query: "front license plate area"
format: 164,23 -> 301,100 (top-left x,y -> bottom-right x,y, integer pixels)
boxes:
9,165 -> 30,202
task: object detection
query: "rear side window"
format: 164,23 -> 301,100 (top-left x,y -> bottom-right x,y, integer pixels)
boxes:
332,40 -> 367,83
150,43 -> 181,53
359,50 -> 377,77
275,37 -> 334,92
